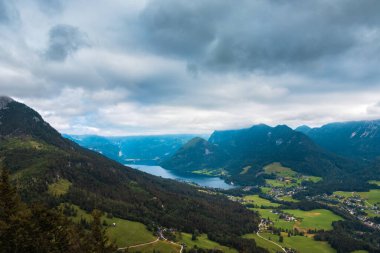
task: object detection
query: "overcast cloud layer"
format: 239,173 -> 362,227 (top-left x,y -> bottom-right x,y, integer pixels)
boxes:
1,0 -> 380,135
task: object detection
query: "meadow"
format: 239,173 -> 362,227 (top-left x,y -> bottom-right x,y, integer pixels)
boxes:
243,194 -> 280,207
178,233 -> 237,253
128,240 -> 180,253
252,208 -> 295,231
264,163 -> 322,189
261,232 -> 336,253
284,209 -> 343,231
66,205 -> 156,247
48,179 -> 72,196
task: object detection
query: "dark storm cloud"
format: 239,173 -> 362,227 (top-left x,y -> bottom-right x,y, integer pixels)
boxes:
45,24 -> 89,62
139,0 -> 380,75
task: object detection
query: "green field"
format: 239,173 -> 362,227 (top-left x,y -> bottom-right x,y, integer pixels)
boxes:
334,190 -> 380,206
265,179 -> 292,188
261,187 -> 271,194
253,208 -> 295,230
278,195 -> 299,203
128,240 -> 180,253
249,232 -> 336,253
192,168 -> 223,176
243,233 -> 283,253
253,208 -> 343,232
284,209 -> 343,231
264,163 -> 296,177
357,190 -> 380,205
351,250 -> 369,253
334,191 -> 354,198
66,205 -> 156,247
178,233 -> 237,253
240,166 -> 251,174
369,181 -> 380,187
263,163 -> 321,188
48,179 -> 72,196
243,195 -> 280,207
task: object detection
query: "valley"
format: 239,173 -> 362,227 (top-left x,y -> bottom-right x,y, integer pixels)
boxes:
1,97 -> 380,253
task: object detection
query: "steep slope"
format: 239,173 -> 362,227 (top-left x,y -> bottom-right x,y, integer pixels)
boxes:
297,120 -> 380,161
160,137 -> 230,174
162,124 -> 358,184
0,96 -> 264,252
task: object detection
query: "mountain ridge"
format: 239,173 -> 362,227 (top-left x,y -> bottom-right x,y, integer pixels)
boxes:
297,119 -> 380,161
162,123 -> 360,185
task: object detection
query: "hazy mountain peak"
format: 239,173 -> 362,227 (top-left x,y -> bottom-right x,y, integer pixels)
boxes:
295,125 -> 312,134
0,95 -> 14,109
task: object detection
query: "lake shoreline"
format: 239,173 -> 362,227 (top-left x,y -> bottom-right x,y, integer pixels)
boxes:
126,164 -> 236,190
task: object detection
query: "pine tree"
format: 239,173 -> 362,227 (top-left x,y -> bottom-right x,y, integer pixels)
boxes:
0,168 -> 30,252
0,168 -> 23,222
90,209 -> 117,253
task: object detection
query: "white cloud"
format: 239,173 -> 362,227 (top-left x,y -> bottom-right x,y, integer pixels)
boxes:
1,0 -> 380,135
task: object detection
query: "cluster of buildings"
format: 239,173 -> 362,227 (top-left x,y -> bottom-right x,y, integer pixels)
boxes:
308,193 -> 380,230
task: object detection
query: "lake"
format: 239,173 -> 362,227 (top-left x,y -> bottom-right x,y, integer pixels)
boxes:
126,164 -> 236,190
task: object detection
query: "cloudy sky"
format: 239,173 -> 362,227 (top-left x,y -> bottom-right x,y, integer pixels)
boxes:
1,0 -> 380,135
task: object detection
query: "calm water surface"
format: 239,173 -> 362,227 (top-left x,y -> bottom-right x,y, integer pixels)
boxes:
127,164 -> 235,190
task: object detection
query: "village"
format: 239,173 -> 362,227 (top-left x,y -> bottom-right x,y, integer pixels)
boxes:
308,193 -> 380,230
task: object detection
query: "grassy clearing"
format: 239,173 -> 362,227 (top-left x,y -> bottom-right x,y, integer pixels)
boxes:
263,163 -> 322,188
334,191 -> 354,198
192,168 -> 223,176
261,187 -> 271,194
242,233 -> 283,253
285,209 -> 343,231
278,195 -> 299,203
305,176 -> 322,183
369,180 -> 380,187
178,233 -> 237,253
129,240 -> 180,253
240,166 -> 251,175
65,205 -> 156,247
3,137 -> 51,151
351,250 -> 369,253
357,190 -> 380,205
252,208 -> 295,230
258,232 -> 336,253
265,179 -> 290,188
48,179 -> 72,196
243,195 -> 280,207
334,190 -> 380,206
264,163 -> 296,177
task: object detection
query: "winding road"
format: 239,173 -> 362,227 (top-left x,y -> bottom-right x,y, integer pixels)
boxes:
117,230 -> 183,253
117,238 -> 159,251
257,220 -> 287,253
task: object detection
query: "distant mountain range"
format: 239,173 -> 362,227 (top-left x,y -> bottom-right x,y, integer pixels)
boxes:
296,120 -> 380,161
68,117 -> 380,186
0,96 -> 263,251
161,124 -> 365,185
65,134 -> 206,165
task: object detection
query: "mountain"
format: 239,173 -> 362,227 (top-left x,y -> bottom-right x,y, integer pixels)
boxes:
296,120 -> 380,161
160,137 -> 230,174
295,125 -> 312,134
162,124 -> 359,184
0,96 -> 264,252
65,134 -> 203,165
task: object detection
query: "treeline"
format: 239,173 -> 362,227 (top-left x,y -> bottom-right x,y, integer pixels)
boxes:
0,168 -> 116,253
294,176 -> 380,199
315,220 -> 380,253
